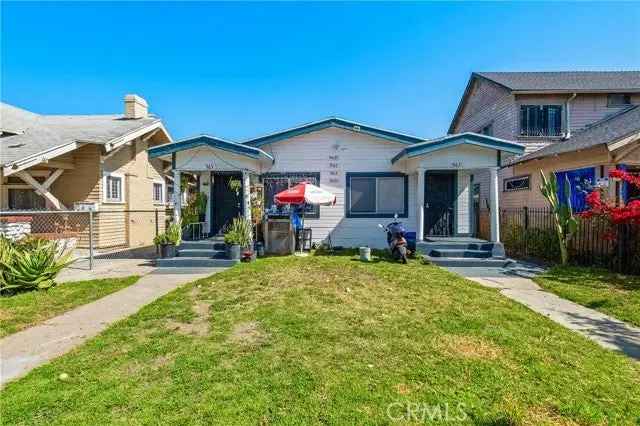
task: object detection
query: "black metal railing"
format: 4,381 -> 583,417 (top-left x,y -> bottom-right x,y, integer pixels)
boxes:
475,207 -> 640,275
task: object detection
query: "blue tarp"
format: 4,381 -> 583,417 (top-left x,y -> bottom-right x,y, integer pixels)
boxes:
555,167 -> 595,212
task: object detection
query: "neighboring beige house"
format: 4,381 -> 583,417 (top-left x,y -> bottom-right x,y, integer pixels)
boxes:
0,95 -> 174,248
449,71 -> 640,212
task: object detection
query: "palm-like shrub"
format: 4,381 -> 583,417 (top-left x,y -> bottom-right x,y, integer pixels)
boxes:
0,236 -> 73,295
539,171 -> 578,265
223,217 -> 252,247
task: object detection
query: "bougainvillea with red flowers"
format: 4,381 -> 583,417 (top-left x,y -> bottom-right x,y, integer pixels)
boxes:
581,169 -> 640,230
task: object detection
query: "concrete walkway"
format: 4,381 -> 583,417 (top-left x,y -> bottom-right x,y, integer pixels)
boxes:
0,268 -> 224,386
448,265 -> 640,360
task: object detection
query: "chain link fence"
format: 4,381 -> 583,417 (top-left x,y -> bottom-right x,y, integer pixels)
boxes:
0,209 -> 172,270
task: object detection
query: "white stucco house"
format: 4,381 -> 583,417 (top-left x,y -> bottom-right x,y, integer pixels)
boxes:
148,118 -> 524,253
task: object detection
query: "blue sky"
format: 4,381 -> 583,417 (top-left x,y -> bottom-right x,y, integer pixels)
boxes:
2,2 -> 639,141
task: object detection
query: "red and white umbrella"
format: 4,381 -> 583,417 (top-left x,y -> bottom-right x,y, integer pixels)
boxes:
275,181 -> 336,206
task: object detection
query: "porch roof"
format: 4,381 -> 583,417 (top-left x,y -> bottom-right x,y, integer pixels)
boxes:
390,132 -> 525,164
148,134 -> 274,163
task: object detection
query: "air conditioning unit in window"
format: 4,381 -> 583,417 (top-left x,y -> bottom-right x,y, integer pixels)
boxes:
74,202 -> 99,212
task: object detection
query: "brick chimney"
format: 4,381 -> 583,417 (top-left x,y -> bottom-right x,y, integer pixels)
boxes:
124,94 -> 148,119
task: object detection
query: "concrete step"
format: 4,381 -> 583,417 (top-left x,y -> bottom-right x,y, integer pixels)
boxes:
424,255 -> 513,268
418,242 -> 496,252
156,257 -> 239,268
180,241 -> 226,251
429,249 -> 492,259
177,249 -> 226,258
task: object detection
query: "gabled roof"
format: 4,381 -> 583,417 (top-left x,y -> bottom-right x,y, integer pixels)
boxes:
244,117 -> 425,147
511,105 -> 640,165
1,102 -> 169,168
391,132 -> 525,164
148,135 -> 274,162
449,71 -> 640,133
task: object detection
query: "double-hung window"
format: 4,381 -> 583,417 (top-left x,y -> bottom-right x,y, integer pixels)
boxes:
520,105 -> 563,137
104,173 -> 124,203
346,172 -> 408,218
153,181 -> 165,204
263,172 -> 321,218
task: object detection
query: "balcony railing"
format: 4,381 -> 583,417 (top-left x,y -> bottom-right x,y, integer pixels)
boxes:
519,126 -> 564,137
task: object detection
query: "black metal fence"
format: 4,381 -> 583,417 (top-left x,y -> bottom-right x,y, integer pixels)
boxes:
477,207 -> 640,275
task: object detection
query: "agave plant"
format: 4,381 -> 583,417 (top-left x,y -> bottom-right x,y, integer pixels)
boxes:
0,237 -> 74,294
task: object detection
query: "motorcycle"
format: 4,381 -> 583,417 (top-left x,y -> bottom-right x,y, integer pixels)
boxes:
378,215 -> 410,264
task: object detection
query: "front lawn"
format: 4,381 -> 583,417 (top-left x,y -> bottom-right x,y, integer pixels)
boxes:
2,255 -> 639,425
0,276 -> 140,338
534,266 -> 640,327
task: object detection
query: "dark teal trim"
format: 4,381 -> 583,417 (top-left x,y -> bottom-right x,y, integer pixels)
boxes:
345,172 -> 409,218
391,133 -> 525,164
148,135 -> 274,162
171,153 -> 176,169
245,118 -> 423,147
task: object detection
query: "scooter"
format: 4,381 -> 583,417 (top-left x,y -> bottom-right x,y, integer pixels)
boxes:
378,215 -> 410,264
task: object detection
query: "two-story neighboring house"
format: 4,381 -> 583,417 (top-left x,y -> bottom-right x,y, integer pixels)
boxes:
449,71 -> 640,212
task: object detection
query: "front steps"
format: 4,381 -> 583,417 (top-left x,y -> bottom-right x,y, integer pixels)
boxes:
156,238 -> 240,268
418,238 -> 513,268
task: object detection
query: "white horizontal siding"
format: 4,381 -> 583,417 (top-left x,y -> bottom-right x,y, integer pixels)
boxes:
261,128 -> 416,249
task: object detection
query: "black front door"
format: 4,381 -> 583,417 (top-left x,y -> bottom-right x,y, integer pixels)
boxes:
211,172 -> 243,235
424,171 -> 456,237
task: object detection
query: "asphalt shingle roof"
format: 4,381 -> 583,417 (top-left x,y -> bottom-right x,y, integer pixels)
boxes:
0,102 -> 160,166
477,71 -> 640,92
512,105 -> 640,164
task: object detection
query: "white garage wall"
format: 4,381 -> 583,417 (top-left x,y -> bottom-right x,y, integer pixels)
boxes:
259,127 -> 417,249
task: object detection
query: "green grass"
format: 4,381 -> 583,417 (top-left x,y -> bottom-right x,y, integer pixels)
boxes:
534,266 -> 640,327
2,254 -> 639,425
0,276 -> 140,337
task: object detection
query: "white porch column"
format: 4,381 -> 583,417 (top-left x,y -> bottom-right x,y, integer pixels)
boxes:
489,166 -> 500,242
242,171 -> 251,224
416,168 -> 425,242
173,169 -> 182,221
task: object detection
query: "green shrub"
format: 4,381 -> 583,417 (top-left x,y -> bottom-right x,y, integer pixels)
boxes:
223,217 -> 252,247
153,233 -> 171,246
166,220 -> 182,246
0,236 -> 73,295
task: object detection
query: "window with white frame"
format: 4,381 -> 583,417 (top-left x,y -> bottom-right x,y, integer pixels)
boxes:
104,173 -> 124,203
503,175 -> 530,192
346,173 -> 408,218
153,181 -> 164,203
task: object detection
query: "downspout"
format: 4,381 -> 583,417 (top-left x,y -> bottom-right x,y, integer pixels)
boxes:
564,93 -> 577,139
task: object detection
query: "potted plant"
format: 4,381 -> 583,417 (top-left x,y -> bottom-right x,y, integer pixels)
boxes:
155,220 -> 182,259
154,233 -> 176,258
224,217 -> 252,260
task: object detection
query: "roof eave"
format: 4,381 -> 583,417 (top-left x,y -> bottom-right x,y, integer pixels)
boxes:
246,118 -> 424,148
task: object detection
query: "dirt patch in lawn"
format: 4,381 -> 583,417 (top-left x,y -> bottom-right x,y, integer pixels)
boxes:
523,405 -> 581,426
436,335 -> 502,360
229,321 -> 268,347
165,290 -> 211,337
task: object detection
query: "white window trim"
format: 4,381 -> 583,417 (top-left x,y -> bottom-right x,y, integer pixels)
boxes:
503,175 -> 531,192
102,172 -> 125,204
152,179 -> 166,205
